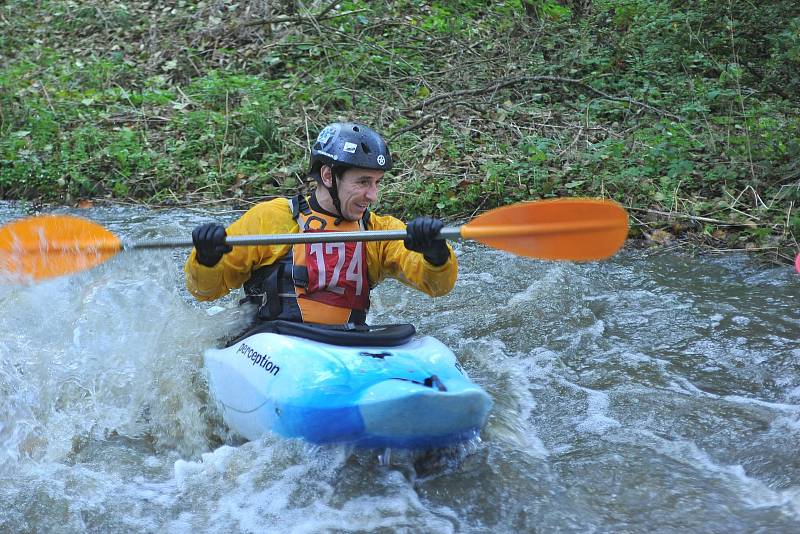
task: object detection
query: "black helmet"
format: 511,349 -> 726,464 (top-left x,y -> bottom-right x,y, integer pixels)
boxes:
310,122 -> 392,174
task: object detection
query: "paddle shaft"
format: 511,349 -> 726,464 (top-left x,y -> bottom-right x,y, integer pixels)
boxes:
125,228 -> 460,250
124,219 -> 621,250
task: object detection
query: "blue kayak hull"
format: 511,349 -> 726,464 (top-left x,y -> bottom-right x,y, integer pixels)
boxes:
204,332 -> 492,449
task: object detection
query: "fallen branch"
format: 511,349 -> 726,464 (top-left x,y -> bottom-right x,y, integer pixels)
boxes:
411,75 -> 682,121
243,4 -> 367,28
315,0 -> 344,20
104,115 -> 170,124
390,101 -> 476,140
627,206 -> 765,227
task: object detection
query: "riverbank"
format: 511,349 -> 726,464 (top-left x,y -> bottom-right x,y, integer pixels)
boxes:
1,1 -> 798,263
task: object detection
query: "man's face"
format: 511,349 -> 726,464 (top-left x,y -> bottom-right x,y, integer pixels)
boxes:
324,166 -> 384,221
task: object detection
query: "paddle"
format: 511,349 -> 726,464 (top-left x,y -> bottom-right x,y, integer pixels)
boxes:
0,198 -> 628,281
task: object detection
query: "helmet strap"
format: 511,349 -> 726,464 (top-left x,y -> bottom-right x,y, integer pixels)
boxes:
327,166 -> 345,225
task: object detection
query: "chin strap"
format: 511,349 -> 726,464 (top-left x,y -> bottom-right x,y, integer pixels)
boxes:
328,168 -> 345,225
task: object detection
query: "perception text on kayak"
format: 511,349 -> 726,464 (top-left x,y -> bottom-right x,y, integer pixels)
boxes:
237,343 -> 280,376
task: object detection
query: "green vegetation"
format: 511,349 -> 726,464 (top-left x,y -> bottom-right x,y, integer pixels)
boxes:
1,0 -> 798,261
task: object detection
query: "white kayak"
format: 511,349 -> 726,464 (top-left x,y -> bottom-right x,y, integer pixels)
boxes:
204,321 -> 493,449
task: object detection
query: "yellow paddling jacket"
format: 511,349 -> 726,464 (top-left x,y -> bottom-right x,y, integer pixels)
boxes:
184,196 -> 457,325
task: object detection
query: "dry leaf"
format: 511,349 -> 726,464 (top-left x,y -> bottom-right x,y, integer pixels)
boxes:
646,229 -> 673,245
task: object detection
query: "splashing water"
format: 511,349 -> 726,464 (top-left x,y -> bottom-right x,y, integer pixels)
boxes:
2,203 -> 800,532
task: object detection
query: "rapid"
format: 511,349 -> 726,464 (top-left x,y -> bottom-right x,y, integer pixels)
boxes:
1,203 -> 799,533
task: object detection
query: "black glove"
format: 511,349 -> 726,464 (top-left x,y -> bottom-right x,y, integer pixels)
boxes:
192,222 -> 232,267
404,216 -> 449,266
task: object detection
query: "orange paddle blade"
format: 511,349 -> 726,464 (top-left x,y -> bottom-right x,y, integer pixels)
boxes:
461,198 -> 628,261
0,215 -> 122,281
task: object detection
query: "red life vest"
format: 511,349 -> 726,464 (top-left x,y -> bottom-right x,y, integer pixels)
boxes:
243,196 -> 371,325
292,202 -> 370,324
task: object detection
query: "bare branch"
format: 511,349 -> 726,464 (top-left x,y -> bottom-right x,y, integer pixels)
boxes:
627,207 -> 764,227
316,0 -> 343,20
243,6 -> 366,28
411,75 -> 682,120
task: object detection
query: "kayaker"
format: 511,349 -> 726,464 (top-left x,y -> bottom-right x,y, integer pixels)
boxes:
184,122 -> 457,325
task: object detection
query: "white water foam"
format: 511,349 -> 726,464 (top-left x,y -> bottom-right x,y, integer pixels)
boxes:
455,337 -> 549,457
0,251 -> 240,473
164,440 -> 461,533
554,378 -> 622,436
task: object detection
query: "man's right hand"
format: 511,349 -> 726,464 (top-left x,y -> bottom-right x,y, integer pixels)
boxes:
192,223 -> 232,267
405,216 -> 449,266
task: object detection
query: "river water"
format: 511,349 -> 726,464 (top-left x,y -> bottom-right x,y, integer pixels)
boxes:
1,203 -> 799,533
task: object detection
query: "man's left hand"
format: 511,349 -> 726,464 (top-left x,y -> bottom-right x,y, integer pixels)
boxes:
404,216 -> 449,266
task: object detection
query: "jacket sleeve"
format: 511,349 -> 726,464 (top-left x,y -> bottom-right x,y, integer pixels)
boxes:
184,199 -> 297,301
366,213 -> 458,297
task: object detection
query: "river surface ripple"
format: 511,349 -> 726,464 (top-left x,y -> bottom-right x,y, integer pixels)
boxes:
1,203 -> 799,533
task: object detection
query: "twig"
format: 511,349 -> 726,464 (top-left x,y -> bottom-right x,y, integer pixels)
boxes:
329,27 -> 419,74
38,81 -> 56,116
626,206 -> 754,226
316,0 -> 344,20
93,5 -> 111,32
389,104 -> 458,140
103,115 -> 171,124
218,90 -> 230,176
174,85 -> 194,108
411,75 -> 682,120
728,205 -> 760,222
393,57 -> 496,82
298,1 -> 325,38
243,8 -> 367,28
556,127 -> 584,158
707,246 -> 781,254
